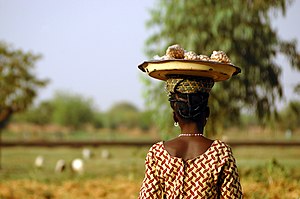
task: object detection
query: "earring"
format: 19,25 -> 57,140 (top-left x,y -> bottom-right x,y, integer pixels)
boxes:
174,122 -> 179,127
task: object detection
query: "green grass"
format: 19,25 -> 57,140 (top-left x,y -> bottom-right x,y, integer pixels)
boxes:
232,146 -> 300,181
1,145 -> 300,199
1,145 -> 300,183
1,127 -> 300,184
0,146 -> 148,183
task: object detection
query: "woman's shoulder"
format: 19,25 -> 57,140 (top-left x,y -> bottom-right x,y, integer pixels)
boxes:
147,141 -> 165,155
210,139 -> 234,156
150,141 -> 164,149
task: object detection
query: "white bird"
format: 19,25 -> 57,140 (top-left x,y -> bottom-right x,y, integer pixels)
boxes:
82,148 -> 93,159
71,158 -> 84,174
55,159 -> 66,173
34,155 -> 44,168
101,149 -> 111,159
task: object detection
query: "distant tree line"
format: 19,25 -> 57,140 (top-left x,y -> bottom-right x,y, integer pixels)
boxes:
10,90 -> 300,133
11,90 -> 154,132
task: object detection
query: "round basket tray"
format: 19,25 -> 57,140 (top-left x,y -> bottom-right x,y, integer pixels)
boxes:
138,59 -> 241,81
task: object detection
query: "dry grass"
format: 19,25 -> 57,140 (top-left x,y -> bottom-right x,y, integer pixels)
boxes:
0,178 -> 140,199
241,179 -> 300,199
0,178 -> 299,199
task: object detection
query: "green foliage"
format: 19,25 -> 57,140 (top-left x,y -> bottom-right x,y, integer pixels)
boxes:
138,110 -> 154,131
51,91 -> 97,129
92,112 -> 104,129
143,0 -> 300,136
140,77 -> 175,138
13,101 -> 54,125
11,96 -> 154,131
278,100 -> 300,130
104,102 -> 140,129
294,84 -> 300,94
241,158 -> 291,183
0,41 -> 48,129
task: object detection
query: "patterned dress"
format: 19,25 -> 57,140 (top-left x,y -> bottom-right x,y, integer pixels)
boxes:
138,140 -> 242,199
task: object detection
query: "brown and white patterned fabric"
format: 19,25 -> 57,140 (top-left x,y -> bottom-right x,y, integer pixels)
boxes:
138,140 -> 243,199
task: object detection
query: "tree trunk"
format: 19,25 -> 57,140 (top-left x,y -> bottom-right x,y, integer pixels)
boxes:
0,108 -> 12,169
0,108 -> 12,130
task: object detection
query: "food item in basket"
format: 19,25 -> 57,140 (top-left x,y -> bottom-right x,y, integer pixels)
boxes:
197,54 -> 210,61
184,51 -> 198,60
158,45 -> 232,64
210,50 -> 231,63
184,52 -> 210,61
166,44 -> 185,59
161,55 -> 175,60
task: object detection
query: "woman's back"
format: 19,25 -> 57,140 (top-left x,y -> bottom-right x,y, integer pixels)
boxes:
139,140 -> 242,198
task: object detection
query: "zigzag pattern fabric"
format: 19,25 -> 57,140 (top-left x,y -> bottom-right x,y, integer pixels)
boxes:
138,140 -> 242,199
165,77 -> 215,94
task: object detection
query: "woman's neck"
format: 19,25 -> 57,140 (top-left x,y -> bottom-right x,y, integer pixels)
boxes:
180,122 -> 204,134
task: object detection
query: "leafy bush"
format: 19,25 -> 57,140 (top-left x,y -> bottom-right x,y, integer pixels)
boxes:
13,101 -> 54,125
278,100 -> 300,131
104,102 -> 140,129
51,90 -> 98,129
241,158 -> 291,183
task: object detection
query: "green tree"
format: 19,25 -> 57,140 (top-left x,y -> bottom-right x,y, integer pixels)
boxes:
139,110 -> 154,131
0,41 -> 48,129
104,102 -> 140,129
13,101 -> 53,125
142,0 -> 300,137
279,100 -> 300,131
51,91 -> 97,129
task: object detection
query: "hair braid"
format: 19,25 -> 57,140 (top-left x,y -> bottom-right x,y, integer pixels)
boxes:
169,92 -> 209,121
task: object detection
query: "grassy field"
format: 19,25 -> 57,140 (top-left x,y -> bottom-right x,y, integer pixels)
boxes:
1,126 -> 300,198
0,144 -> 300,199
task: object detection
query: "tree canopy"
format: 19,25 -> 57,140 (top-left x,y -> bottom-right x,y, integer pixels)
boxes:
278,100 -> 300,131
142,0 -> 300,136
50,91 -> 97,129
0,41 -> 48,129
104,101 -> 141,129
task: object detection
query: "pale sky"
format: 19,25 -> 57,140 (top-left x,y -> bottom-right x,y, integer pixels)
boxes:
0,0 -> 299,111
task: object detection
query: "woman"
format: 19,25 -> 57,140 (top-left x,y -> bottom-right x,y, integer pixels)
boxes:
138,75 -> 243,198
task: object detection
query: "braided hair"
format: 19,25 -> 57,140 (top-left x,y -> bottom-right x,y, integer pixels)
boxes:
169,91 -> 209,121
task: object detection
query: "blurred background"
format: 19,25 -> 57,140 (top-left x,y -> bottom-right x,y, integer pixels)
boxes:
0,0 -> 299,198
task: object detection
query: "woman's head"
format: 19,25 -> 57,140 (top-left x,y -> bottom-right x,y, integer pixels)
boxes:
166,76 -> 213,124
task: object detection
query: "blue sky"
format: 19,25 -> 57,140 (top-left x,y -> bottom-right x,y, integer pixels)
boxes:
0,0 -> 299,111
